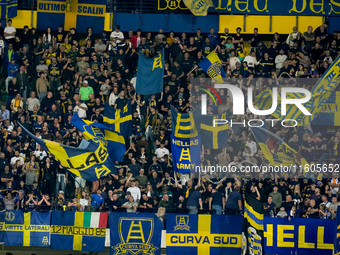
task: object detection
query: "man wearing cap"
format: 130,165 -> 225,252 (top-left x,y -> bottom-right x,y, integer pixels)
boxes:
79,80 -> 94,101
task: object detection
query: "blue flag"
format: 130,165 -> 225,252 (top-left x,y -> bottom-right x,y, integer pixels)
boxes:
20,122 -> 117,181
136,49 -> 164,95
0,211 -> 50,247
335,206 -> 340,255
171,105 -> 198,139
71,113 -> 126,163
103,103 -> 132,139
195,110 -> 230,149
110,212 -> 162,255
166,214 -> 242,255
311,91 -> 340,126
51,211 -> 108,252
171,135 -> 201,174
0,0 -> 17,20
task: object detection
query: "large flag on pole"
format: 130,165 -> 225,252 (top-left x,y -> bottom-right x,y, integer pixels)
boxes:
103,103 -> 132,139
136,49 -> 164,95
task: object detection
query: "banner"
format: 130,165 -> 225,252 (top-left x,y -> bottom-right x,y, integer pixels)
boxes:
51,211 -> 108,252
335,206 -> 340,255
20,122 -> 118,181
0,0 -> 17,20
264,217 -> 334,255
37,0 -> 106,32
311,91 -> 340,126
110,213 -> 162,255
0,211 -> 50,247
136,49 -> 164,95
166,214 -> 242,255
187,0 -> 340,16
103,103 -> 132,139
255,57 -> 340,127
171,135 -> 201,174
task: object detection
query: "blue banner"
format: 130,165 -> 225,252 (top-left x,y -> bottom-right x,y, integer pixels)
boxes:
171,135 -> 201,174
211,0 -> 340,16
110,213 -> 162,255
166,214 -> 243,255
311,91 -> 340,126
335,206 -> 340,255
136,49 -> 164,95
37,0 -> 106,32
51,211 -> 108,252
264,217 -> 335,255
0,0 -> 17,20
0,211 -> 50,247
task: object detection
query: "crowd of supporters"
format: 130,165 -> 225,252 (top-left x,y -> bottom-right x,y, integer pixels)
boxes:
0,19 -> 339,221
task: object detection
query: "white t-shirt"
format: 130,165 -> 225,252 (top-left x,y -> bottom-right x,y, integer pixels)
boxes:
26,98 -> 40,112
4,26 -> 16,39
0,40 -> 4,56
74,103 -> 88,118
127,186 -> 141,202
155,147 -> 170,160
10,156 -> 24,166
110,31 -> 124,43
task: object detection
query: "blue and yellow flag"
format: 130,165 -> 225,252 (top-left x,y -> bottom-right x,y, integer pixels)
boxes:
171,106 -> 198,139
0,0 -> 17,20
0,211 -> 50,247
37,0 -> 106,32
335,207 -> 340,255
20,122 -> 116,181
51,211 -> 108,252
195,110 -> 230,149
250,127 -> 309,168
183,0 -> 214,16
171,135 -> 201,174
71,113 -> 126,163
110,213 -> 162,255
166,214 -> 242,255
242,195 -> 264,255
255,56 -> 340,126
103,103 -> 132,139
311,91 -> 340,126
199,51 -> 226,83
136,49 -> 164,95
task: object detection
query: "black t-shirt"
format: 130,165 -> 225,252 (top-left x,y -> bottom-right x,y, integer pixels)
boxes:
211,192 -> 223,207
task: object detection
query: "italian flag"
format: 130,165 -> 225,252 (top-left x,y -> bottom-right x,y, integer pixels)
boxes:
73,212 -> 108,250
75,212 -> 108,228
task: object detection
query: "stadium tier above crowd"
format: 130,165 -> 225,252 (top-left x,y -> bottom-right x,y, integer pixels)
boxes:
0,20 -> 339,221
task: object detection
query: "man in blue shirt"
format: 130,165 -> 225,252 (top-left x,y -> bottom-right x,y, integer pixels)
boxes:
0,105 -> 10,123
5,58 -> 19,93
207,28 -> 219,48
186,187 -> 204,214
91,189 -> 104,211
